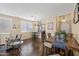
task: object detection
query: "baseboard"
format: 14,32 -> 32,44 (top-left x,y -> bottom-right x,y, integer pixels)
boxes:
22,38 -> 32,41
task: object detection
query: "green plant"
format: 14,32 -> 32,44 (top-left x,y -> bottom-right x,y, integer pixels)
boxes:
55,31 -> 67,41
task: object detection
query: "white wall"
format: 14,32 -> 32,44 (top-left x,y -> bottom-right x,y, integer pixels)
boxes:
41,18 -> 56,37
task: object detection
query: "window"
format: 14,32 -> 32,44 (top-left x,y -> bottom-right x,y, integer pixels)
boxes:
21,20 -> 32,32
0,19 -> 12,34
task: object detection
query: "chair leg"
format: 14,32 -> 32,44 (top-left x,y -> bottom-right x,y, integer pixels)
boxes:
65,50 -> 67,56
42,44 -> 44,56
52,47 -> 55,54
48,48 -> 52,55
50,48 -> 52,54
45,47 -> 47,56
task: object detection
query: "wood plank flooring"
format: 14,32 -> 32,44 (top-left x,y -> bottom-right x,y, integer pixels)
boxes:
3,39 -> 43,56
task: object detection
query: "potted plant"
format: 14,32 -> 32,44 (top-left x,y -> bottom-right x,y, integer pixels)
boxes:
55,30 -> 67,41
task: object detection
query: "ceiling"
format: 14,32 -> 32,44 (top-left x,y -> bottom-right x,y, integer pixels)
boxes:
0,3 -> 76,21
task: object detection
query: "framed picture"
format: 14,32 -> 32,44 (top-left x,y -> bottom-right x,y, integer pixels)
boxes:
13,24 -> 17,29
47,22 -> 53,30
42,24 -> 46,31
73,3 -> 79,24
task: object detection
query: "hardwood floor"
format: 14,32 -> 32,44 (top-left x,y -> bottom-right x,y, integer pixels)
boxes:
4,39 -> 43,56
20,39 -> 43,56
0,39 -> 75,56
0,38 -> 75,55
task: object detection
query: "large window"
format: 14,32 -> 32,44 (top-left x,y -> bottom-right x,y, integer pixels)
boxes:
0,19 -> 12,34
21,20 -> 32,32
